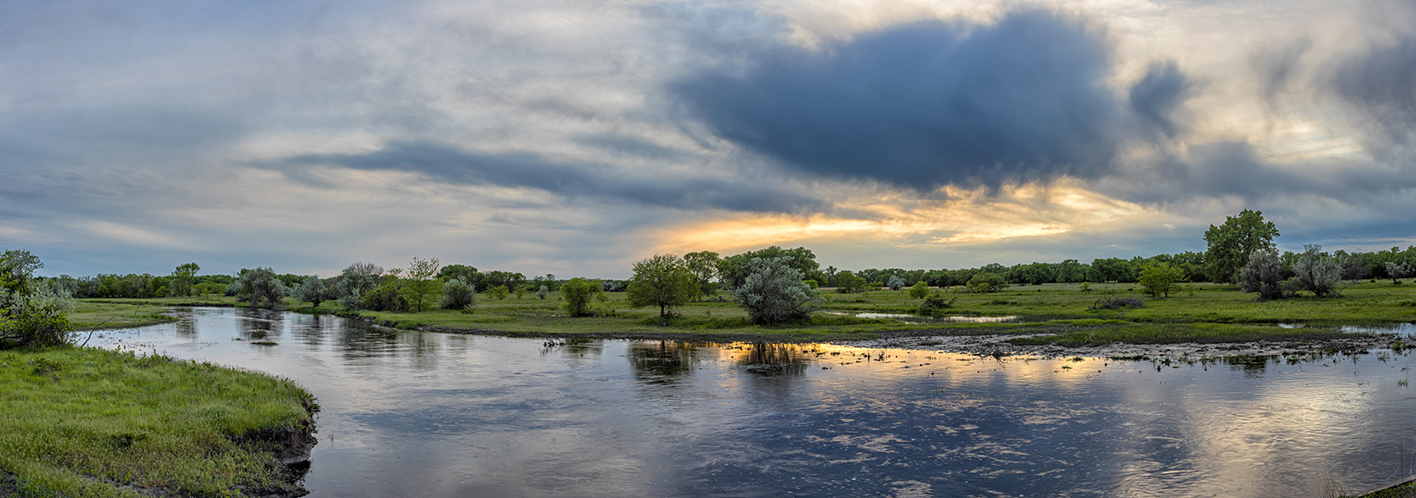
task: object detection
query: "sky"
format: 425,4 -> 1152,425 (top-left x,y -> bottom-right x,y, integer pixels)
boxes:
3,0 -> 1416,279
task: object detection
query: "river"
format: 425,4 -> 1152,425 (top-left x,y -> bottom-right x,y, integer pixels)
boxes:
92,307 -> 1416,497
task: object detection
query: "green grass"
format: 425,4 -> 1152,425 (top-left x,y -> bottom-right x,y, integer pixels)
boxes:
0,347 -> 316,497
77,280 -> 1416,344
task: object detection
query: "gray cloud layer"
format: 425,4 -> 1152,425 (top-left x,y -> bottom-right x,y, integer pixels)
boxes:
673,10 -> 1138,190
282,141 -> 826,214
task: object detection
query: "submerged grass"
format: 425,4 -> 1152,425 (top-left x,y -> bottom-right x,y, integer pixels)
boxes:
0,347 -> 316,497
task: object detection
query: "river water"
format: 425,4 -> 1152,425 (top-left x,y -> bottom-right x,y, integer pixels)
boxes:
92,308 -> 1416,497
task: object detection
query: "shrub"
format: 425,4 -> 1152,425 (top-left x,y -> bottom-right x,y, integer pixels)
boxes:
362,282 -> 409,312
535,285 -> 550,300
1385,262 -> 1413,284
0,285 -> 76,349
967,272 -> 1008,293
1139,263 -> 1186,298
562,278 -> 606,317
1092,295 -> 1145,310
1239,248 -> 1285,300
488,285 -> 510,300
918,290 -> 957,315
441,277 -> 477,310
1292,245 -> 1342,297
908,281 -> 929,299
733,257 -> 824,324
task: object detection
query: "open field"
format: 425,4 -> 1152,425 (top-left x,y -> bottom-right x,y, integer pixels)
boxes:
0,347 -> 316,497
71,280 -> 1416,346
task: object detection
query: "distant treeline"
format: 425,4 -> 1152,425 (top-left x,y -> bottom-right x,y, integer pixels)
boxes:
33,244 -> 1416,298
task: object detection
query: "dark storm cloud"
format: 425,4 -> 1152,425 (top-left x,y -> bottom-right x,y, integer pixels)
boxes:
1331,36 -> 1416,144
671,9 -> 1125,190
282,141 -> 824,213
1129,60 -> 1196,137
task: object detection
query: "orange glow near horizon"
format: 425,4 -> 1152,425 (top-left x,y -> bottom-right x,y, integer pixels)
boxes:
657,180 -> 1154,254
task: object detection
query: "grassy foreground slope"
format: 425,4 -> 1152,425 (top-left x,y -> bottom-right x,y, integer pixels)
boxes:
0,348 -> 316,497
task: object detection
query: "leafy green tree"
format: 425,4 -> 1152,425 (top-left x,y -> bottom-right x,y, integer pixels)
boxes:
718,246 -> 820,289
0,250 -> 42,296
561,278 -> 605,317
401,257 -> 442,312
626,254 -> 697,318
438,264 -> 483,290
238,268 -> 287,309
918,290 -> 956,315
1205,209 -> 1280,283
908,281 -> 930,299
362,281 -> 409,311
733,257 -> 824,324
1138,263 -> 1186,298
170,263 -> 200,297
514,284 -> 529,299
293,276 -> 329,308
441,277 -> 477,310
683,251 -> 721,300
488,285 -> 510,300
835,271 -> 865,293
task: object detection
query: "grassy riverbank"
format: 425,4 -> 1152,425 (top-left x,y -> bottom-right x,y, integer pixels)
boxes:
0,347 -> 316,497
72,280 -> 1416,345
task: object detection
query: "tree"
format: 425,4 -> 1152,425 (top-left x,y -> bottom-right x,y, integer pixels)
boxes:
561,278 -> 605,317
238,268 -> 287,309
1138,263 -> 1186,298
908,281 -> 930,299
336,262 -> 383,309
0,250 -> 43,296
401,257 -> 442,312
293,276 -> 329,308
967,272 -> 1008,293
170,263 -> 200,297
718,246 -> 820,290
836,271 -> 865,293
1205,209 -> 1280,283
626,254 -> 697,318
886,275 -> 907,291
441,277 -> 477,310
1384,262 -> 1413,284
1238,248 -> 1284,300
488,285 -> 510,300
733,257 -> 824,324
535,285 -> 550,300
438,264 -> 483,290
683,251 -> 721,301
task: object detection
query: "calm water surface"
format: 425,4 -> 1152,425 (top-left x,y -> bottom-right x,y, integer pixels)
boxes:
93,308 -> 1416,497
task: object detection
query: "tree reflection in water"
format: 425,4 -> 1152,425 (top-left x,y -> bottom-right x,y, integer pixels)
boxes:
628,340 -> 701,383
736,342 -> 812,376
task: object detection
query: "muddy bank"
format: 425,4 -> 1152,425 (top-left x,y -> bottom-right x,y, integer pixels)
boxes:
843,331 -> 1401,359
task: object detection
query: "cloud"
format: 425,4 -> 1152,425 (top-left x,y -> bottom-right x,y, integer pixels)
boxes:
671,9 -> 1124,190
1129,60 -> 1197,137
1330,36 -> 1416,149
280,141 -> 826,214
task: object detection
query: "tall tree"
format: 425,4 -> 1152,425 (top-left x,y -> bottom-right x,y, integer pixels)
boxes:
170,263 -> 200,297
683,251 -> 721,300
1204,209 -> 1280,284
